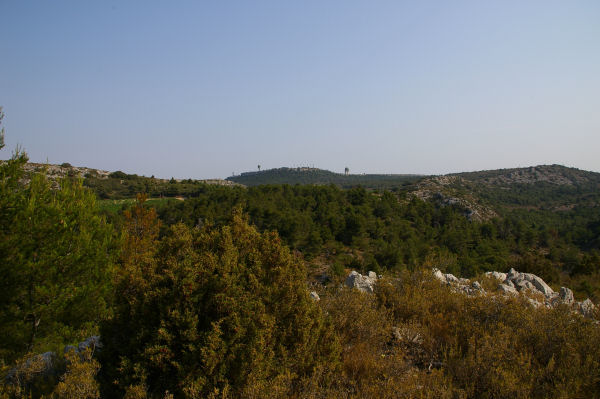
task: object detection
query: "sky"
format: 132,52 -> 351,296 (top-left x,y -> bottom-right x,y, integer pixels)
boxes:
1,1 -> 599,179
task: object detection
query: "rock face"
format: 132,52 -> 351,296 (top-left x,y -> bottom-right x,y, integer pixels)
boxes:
439,268 -> 597,318
345,271 -> 378,293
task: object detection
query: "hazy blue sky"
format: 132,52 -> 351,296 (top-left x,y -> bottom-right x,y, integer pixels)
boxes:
1,1 -> 599,179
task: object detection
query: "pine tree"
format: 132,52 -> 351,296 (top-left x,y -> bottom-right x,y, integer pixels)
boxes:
0,148 -> 116,363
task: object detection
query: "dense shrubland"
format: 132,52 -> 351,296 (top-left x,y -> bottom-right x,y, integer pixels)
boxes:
2,137 -> 600,396
147,184 -> 600,300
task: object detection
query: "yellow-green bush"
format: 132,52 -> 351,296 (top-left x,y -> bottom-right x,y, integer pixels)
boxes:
99,204 -> 340,398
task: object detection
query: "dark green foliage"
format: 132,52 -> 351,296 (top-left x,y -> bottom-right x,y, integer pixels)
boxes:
144,185 -> 580,287
100,203 -> 340,398
0,150 -> 116,364
227,167 -> 422,189
84,172 -> 218,200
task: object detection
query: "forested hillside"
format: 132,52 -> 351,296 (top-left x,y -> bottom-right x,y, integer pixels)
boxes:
415,164 -> 600,212
226,167 -> 423,189
2,142 -> 600,397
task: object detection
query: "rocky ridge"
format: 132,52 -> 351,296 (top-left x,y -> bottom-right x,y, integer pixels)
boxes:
433,268 -> 597,318
455,164 -> 596,186
19,162 -> 240,188
342,268 -> 596,319
411,176 -> 497,221
22,162 -> 110,182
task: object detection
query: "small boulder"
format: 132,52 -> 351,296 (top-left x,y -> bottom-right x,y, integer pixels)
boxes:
309,291 -> 320,302
345,271 -> 377,293
559,287 -> 574,305
577,299 -> 596,318
433,268 -> 445,282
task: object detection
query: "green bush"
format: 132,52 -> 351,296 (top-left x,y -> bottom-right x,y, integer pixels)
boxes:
100,204 -> 340,398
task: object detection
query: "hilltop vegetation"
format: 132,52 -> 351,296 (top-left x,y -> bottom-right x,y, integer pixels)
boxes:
226,167 -> 422,189
417,164 -> 600,211
20,162 -> 238,200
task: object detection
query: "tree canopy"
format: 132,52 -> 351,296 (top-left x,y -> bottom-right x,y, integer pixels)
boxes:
0,148 -> 116,363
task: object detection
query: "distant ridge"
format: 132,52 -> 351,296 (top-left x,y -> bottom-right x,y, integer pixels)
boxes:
412,164 -> 600,221
450,164 -> 600,186
18,162 -> 600,215
226,167 -> 423,188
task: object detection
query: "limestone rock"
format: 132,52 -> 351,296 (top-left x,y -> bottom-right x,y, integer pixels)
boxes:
505,269 -> 554,297
559,287 -> 574,305
345,271 -> 378,293
444,273 -> 459,284
507,268 -> 520,281
433,268 -> 445,282
578,298 -> 596,318
485,271 -> 507,282
524,273 -> 554,297
515,280 -> 535,292
433,267 -> 596,320
498,283 -> 518,295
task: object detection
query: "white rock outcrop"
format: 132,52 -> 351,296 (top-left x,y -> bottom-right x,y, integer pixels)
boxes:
435,268 -> 596,318
345,271 -> 378,293
432,268 -> 485,295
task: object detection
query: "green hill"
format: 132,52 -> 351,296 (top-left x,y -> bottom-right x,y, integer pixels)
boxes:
226,167 -> 423,189
411,165 -> 600,215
